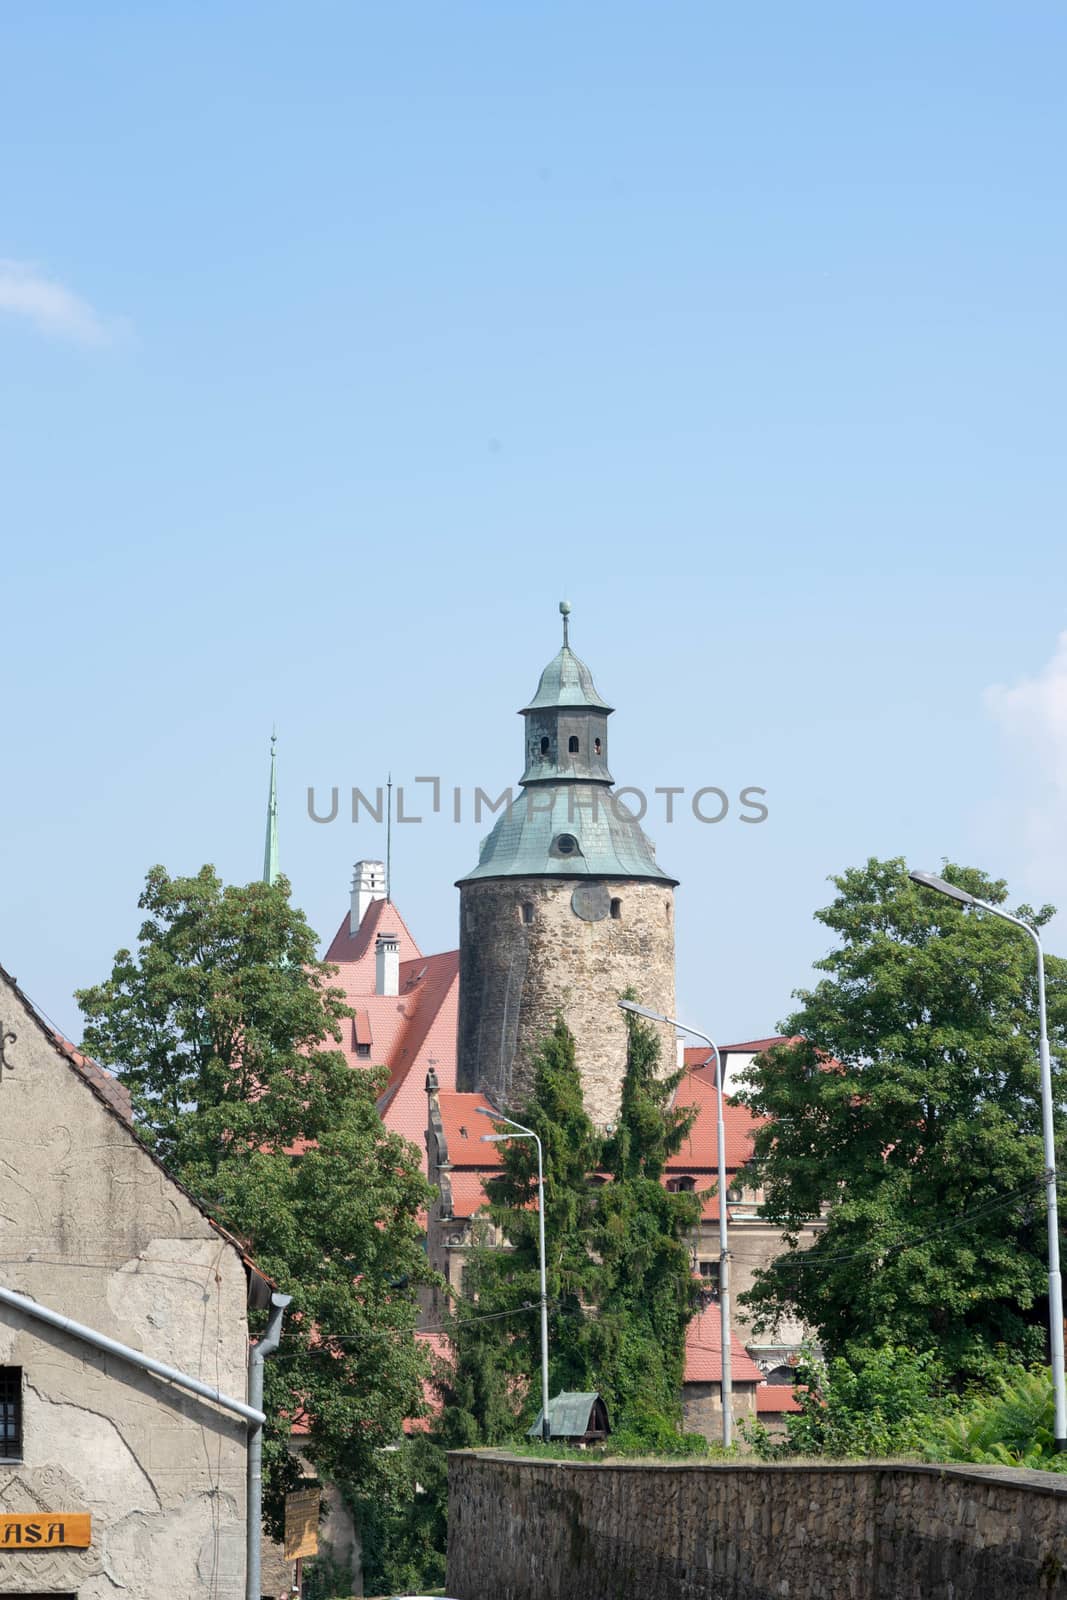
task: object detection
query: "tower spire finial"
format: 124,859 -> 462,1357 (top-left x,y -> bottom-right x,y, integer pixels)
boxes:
386,773 -> 393,903
559,598 -> 571,648
263,729 -> 279,886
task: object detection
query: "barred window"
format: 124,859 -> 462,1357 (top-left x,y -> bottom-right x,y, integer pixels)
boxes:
0,1367 -> 22,1459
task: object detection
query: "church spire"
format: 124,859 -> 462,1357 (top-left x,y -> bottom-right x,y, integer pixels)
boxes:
263,730 -> 279,886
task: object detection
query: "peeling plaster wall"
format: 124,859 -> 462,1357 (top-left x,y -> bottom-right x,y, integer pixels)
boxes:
0,979 -> 249,1599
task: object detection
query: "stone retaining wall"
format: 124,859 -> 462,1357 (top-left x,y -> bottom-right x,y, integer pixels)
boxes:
447,1451 -> 1067,1599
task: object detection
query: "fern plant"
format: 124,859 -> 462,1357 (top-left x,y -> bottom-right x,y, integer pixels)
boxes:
923,1366 -> 1067,1471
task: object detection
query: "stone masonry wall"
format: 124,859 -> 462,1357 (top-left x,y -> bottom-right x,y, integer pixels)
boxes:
0,978 -> 249,1600
447,1452 -> 1067,1600
457,876 -> 676,1124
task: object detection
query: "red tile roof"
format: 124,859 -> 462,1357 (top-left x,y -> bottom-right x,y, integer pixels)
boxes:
321,894 -> 460,1166
438,1091 -> 504,1168
684,1304 -> 763,1384
51,1031 -> 134,1123
667,1071 -> 764,1173
353,1009 -> 372,1047
682,1038 -> 789,1070
450,1168 -> 499,1219
755,1385 -> 803,1413
323,892 -> 423,966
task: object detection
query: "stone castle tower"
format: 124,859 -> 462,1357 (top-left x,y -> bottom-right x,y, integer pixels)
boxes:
455,603 -> 678,1125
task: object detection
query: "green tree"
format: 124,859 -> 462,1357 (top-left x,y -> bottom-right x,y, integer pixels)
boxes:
593,1007 -> 702,1434
738,857 -> 1067,1380
438,1012 -> 702,1441
77,865 -> 434,1525
441,1016 -> 605,1439
743,1344 -> 951,1461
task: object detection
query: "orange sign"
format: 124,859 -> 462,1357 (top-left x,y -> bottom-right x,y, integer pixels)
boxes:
0,1513 -> 91,1549
283,1487 -> 319,1561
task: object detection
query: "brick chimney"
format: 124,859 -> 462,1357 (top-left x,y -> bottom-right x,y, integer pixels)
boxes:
375,931 -> 400,996
350,859 -> 386,934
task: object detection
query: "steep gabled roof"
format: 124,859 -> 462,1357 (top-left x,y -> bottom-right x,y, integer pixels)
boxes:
324,892 -> 423,966
321,892 -> 460,1160
684,1305 -> 763,1384
0,961 -> 272,1307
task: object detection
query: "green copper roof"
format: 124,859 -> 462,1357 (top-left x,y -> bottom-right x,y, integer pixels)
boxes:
263,732 -> 278,886
457,783 -> 676,885
528,1392 -> 608,1439
522,644 -> 613,713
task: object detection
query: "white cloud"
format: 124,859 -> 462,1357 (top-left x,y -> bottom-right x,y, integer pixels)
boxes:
0,259 -> 116,346
987,633 -> 1067,789
985,632 -> 1067,903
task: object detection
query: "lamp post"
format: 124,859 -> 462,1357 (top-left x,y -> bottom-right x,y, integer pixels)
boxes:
909,869 -> 1066,1452
476,1106 -> 552,1441
618,1000 -> 733,1448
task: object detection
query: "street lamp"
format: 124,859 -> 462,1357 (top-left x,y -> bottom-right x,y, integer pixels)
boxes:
476,1105 -> 552,1441
909,868 -> 1066,1452
619,999 -> 734,1448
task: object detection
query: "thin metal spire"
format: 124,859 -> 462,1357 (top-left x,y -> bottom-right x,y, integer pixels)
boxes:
263,730 -> 279,886
386,772 -> 393,902
560,598 -> 571,648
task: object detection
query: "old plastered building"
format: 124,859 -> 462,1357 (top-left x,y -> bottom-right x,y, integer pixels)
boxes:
456,603 -> 678,1124
0,963 -> 271,1600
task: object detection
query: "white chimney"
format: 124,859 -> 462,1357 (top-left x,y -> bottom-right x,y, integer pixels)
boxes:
350,859 -> 387,934
376,932 -> 400,997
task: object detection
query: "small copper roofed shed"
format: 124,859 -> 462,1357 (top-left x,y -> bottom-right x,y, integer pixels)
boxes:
528,1391 -> 610,1444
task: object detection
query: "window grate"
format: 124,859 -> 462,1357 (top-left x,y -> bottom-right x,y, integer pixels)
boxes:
0,1366 -> 22,1458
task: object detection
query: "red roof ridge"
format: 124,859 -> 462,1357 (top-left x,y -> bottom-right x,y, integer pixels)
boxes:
324,893 -> 423,965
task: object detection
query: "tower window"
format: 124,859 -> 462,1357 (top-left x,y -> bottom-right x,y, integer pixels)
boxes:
0,1367 -> 22,1459
521,902 -> 534,925
594,738 -> 601,755
540,736 -> 550,754
610,898 -> 621,919
568,736 -> 579,753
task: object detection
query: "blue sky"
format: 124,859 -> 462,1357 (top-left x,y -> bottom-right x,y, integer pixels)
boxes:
2,2 -> 1066,1046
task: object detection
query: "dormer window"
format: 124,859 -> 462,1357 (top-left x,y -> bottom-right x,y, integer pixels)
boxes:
568,736 -> 579,754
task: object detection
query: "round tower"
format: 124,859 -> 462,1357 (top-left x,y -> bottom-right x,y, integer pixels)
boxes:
456,603 -> 678,1125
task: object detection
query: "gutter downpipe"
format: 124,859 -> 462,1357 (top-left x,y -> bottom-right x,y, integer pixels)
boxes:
246,1292 -> 291,1600
0,1280 -> 266,1424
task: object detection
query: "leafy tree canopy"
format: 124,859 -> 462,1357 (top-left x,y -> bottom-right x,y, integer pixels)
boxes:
438,1012 -> 702,1442
737,857 -> 1067,1379
77,865 -> 434,1525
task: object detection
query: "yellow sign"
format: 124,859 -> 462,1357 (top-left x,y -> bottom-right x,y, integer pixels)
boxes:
0,1513 -> 92,1549
283,1487 -> 319,1561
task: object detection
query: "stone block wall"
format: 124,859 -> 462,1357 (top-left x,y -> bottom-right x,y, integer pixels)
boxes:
457,876 -> 676,1123
447,1452 -> 1067,1600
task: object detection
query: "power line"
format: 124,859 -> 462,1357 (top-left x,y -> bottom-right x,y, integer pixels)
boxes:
764,1175 -> 1052,1274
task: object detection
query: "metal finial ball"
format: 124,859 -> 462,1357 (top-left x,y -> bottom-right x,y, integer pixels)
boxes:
559,600 -> 571,615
